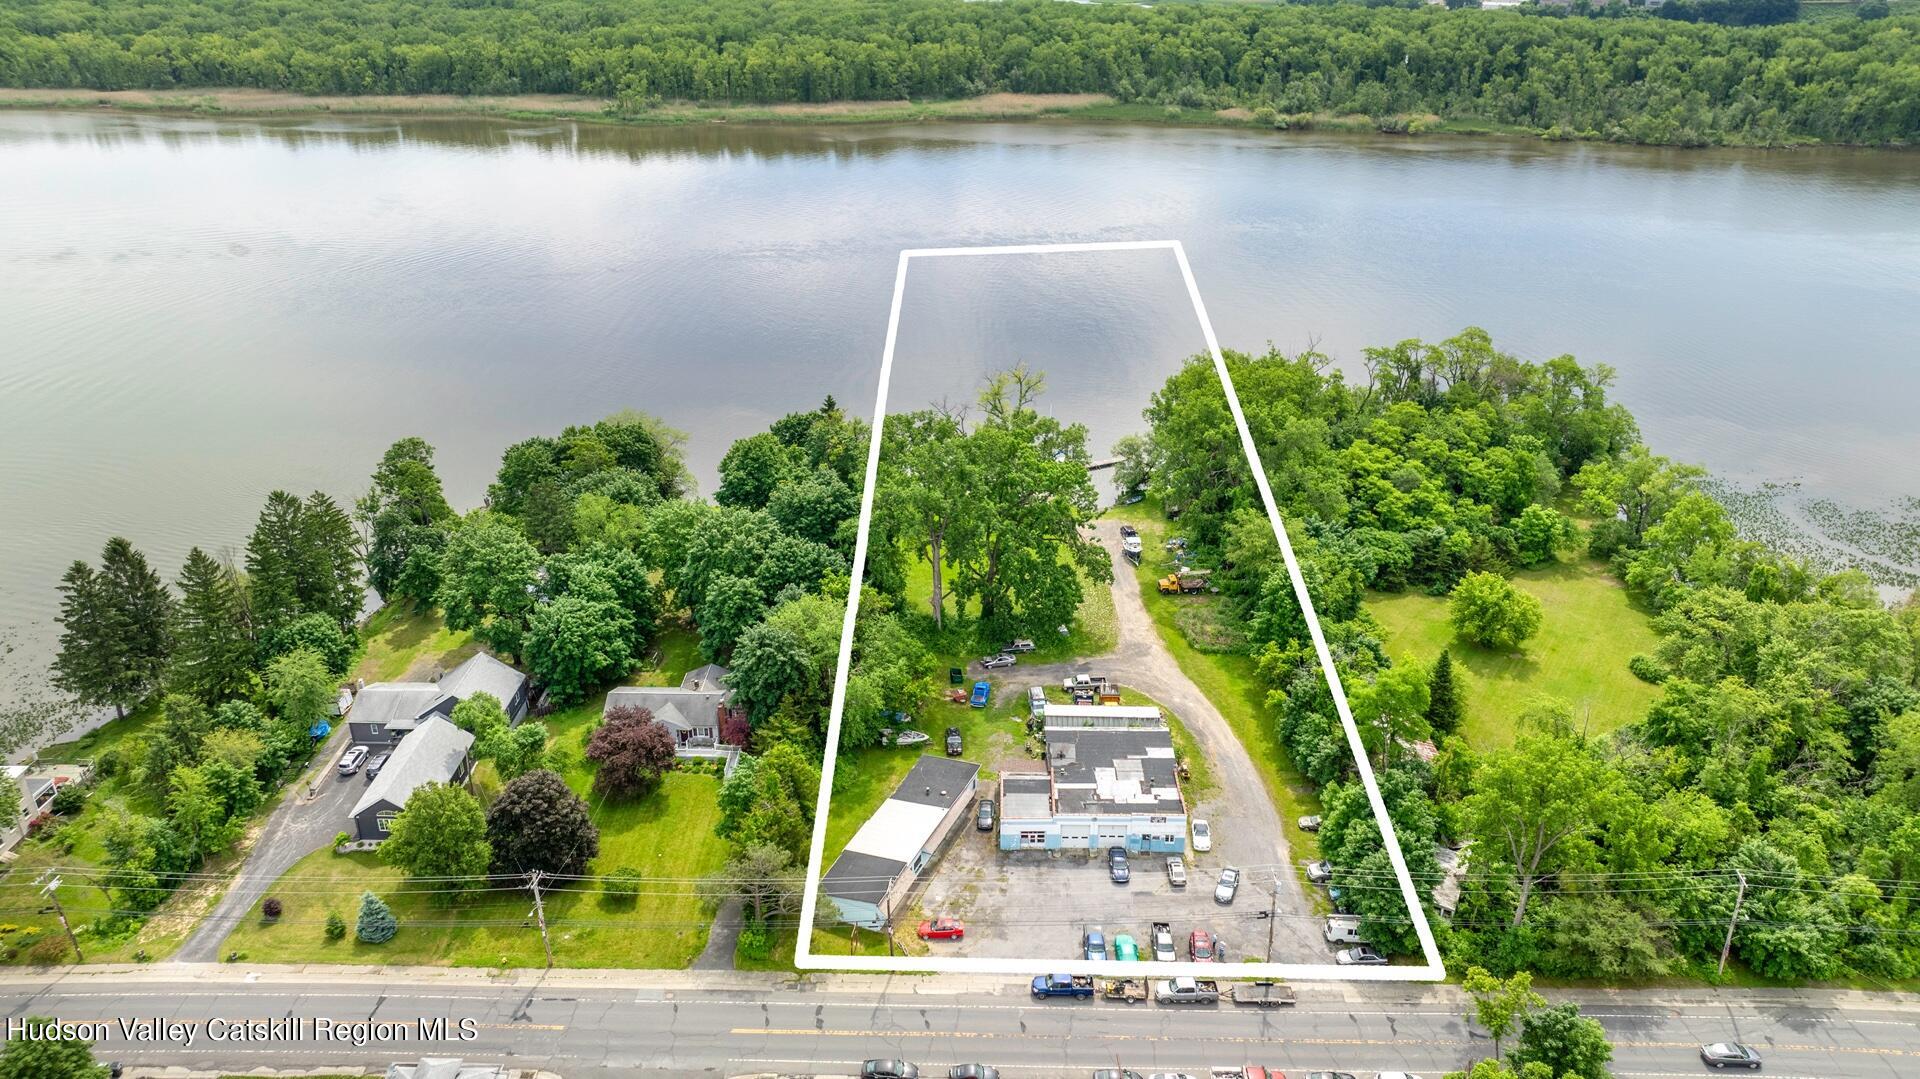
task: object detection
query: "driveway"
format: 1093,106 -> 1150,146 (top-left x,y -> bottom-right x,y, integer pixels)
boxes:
173,728 -> 368,962
935,518 -> 1327,962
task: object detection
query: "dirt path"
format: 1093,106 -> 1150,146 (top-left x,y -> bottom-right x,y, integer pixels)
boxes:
973,520 -> 1326,961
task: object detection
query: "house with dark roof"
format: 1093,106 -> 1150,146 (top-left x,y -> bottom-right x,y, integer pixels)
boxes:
820,755 -> 980,929
349,716 -> 475,842
346,652 -> 530,747
996,709 -> 1186,853
603,663 -> 745,766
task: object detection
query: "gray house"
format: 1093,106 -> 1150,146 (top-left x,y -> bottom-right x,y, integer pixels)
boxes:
602,663 -> 742,749
349,716 -> 475,842
347,652 -> 530,746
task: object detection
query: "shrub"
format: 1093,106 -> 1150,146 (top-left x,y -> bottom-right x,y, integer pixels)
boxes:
332,830 -> 352,852
1628,653 -> 1669,684
262,897 -> 283,919
49,785 -> 85,816
738,919 -> 771,961
355,891 -> 397,944
92,748 -> 120,779
601,866 -> 643,909
324,912 -> 347,941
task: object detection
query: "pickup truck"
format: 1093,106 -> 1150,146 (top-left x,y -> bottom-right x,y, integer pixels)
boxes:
1030,973 -> 1095,999
1150,922 -> 1176,962
1153,977 -> 1221,1004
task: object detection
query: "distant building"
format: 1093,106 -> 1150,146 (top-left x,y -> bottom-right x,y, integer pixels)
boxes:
602,663 -> 746,772
347,652 -> 530,746
349,716 -> 475,842
820,755 -> 980,929
998,711 -> 1187,854
0,762 -> 90,857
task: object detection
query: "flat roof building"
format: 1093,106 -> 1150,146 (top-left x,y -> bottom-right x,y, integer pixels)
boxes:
820,755 -> 980,929
998,720 -> 1187,854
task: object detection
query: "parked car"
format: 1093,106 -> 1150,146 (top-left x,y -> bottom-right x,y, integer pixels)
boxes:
1303,1073 -> 1358,1079
1167,856 -> 1188,887
1190,819 -> 1212,852
1150,922 -> 1176,962
1335,945 -> 1387,966
948,1066 -> 1000,1079
1297,814 -> 1322,832
1305,860 -> 1332,884
1113,933 -> 1140,961
969,681 -> 991,709
981,653 -> 1017,670
1375,1073 -> 1426,1079
1091,1071 -> 1144,1079
1083,927 -> 1107,960
1215,866 -> 1241,904
1187,929 -> 1217,962
917,916 -> 965,941
1108,846 -> 1131,883
946,726 -> 964,755
862,1061 -> 919,1079
976,798 -> 996,831
1700,1042 -> 1762,1069
365,751 -> 392,780
336,746 -> 369,776
1005,638 -> 1036,653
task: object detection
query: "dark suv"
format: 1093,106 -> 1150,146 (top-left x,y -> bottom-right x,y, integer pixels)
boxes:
1107,846 -> 1130,883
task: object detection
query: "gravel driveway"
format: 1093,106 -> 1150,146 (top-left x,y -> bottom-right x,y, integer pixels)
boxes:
934,518 -> 1331,963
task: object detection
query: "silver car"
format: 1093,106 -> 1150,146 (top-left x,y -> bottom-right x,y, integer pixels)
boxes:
981,653 -> 1017,670
336,746 -> 368,776
1214,866 -> 1240,904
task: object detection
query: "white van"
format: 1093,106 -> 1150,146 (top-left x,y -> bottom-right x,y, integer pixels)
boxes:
1028,685 -> 1047,718
1324,914 -> 1367,944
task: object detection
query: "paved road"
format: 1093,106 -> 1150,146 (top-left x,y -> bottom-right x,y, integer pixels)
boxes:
4,969 -> 1916,1077
974,519 -> 1323,962
174,727 -> 362,962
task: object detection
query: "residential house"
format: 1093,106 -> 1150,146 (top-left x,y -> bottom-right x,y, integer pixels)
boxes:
347,652 -> 530,747
0,762 -> 91,858
349,716 -> 475,842
602,663 -> 745,761
821,755 -> 980,929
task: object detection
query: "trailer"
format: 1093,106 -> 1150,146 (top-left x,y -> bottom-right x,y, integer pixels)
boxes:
1229,981 -> 1297,1008
1101,978 -> 1148,1004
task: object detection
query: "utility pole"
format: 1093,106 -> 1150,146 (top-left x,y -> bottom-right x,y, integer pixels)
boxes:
526,870 -> 554,969
1717,869 -> 1747,976
34,872 -> 81,961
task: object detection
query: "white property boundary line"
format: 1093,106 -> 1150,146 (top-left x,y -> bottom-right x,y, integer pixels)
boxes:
796,239 -> 1445,981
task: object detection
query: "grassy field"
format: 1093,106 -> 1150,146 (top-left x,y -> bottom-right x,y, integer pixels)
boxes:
1104,502 -> 1325,877
355,601 -> 477,683
1365,555 -> 1663,747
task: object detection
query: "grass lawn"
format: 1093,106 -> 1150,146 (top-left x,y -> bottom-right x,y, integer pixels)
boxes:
355,601 -> 477,683
1365,555 -> 1663,747
1104,501 -> 1325,876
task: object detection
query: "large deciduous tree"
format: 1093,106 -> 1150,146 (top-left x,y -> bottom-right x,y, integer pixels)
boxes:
585,705 -> 678,798
436,512 -> 541,656
1465,731 -> 1622,927
486,769 -> 599,877
359,437 -> 455,604
380,782 -> 491,899
1448,571 -> 1543,650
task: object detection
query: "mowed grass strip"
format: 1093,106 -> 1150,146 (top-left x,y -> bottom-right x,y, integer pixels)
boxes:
1365,555 -> 1663,747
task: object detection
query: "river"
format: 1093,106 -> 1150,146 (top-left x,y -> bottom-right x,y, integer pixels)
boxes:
3,110 -> 1917,696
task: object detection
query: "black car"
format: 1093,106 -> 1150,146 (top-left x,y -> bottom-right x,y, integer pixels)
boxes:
365,751 -> 392,780
945,726 -> 963,756
862,1061 -> 920,1079
948,1067 -> 1001,1079
1700,1042 -> 1762,1069
976,798 -> 996,831
1108,845 -> 1130,883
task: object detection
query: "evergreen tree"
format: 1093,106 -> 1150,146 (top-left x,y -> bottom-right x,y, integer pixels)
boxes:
99,536 -> 172,703
54,539 -> 173,717
170,547 -> 255,703
1428,648 -> 1464,736
246,490 -> 306,628
246,490 -> 362,631
51,560 -> 114,712
355,890 -> 397,944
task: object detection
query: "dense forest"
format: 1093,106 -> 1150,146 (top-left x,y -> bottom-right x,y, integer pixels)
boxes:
1141,329 -> 1920,981
2,0 -> 1917,145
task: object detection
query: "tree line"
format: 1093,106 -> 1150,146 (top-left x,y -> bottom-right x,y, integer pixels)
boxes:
1138,327 -> 1920,983
1,0 -> 1916,145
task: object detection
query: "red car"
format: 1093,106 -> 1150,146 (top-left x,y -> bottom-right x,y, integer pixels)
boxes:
1188,929 -> 1219,962
917,916 -> 966,941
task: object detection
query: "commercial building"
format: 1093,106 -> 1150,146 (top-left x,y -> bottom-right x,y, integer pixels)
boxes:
997,712 -> 1186,854
820,755 -> 980,929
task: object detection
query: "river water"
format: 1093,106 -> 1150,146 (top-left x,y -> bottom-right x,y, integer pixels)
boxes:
3,111 -> 1918,691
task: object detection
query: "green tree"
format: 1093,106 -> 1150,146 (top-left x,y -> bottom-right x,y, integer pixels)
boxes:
523,594 -> 634,705
0,1018 -> 109,1078
169,547 -> 255,703
1465,731 -> 1622,927
380,782 -> 491,899
265,647 -> 335,734
1427,648 -> 1464,735
1513,505 -> 1575,567
486,769 -> 599,877
1449,571 -> 1543,650
715,432 -> 799,510
699,842 -> 802,924
436,513 -> 541,655
246,490 -> 362,631
450,691 -> 510,741
1462,965 -> 1544,1061
483,721 -> 550,781
1511,1002 -> 1613,1079
694,573 -> 767,662
53,538 -> 174,718
1351,659 -> 1431,769
358,437 -> 455,603
355,890 -> 397,944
